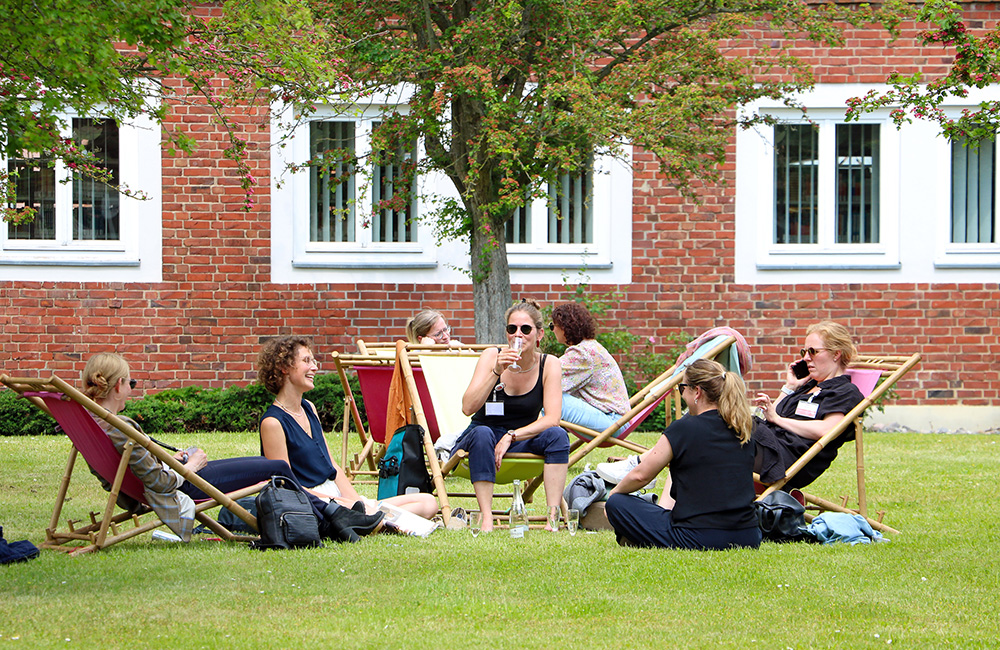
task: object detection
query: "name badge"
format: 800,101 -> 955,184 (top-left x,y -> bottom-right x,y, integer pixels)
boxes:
794,400 -> 819,419
486,402 -> 505,416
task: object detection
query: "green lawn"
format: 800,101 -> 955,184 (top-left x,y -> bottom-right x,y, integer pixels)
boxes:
1,430 -> 997,649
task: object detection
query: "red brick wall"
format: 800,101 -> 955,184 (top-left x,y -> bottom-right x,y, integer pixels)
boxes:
2,10 -> 998,408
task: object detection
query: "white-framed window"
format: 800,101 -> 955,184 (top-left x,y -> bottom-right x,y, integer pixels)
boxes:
737,94 -> 900,274
934,129 -> 1000,269
270,92 -> 632,284
738,84 -> 1000,283
0,110 -> 162,282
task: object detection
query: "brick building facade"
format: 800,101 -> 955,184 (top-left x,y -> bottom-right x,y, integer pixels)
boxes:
2,8 -> 998,430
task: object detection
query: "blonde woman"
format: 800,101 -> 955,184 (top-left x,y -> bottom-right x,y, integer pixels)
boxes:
405,309 -> 459,345
606,358 -> 760,550
752,321 -> 863,488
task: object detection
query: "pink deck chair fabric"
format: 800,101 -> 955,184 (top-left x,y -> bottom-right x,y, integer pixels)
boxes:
354,366 -> 441,443
28,392 -> 148,504
845,368 -> 881,397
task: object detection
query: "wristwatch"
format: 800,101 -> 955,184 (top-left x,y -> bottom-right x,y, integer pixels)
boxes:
506,430 -> 517,441
780,386 -> 795,396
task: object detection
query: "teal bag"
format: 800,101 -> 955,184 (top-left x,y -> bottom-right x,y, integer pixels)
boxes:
378,424 -> 432,500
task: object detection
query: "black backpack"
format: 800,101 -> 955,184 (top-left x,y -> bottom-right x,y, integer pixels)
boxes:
251,476 -> 322,550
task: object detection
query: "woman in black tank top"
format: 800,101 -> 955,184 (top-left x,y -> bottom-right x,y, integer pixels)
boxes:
453,299 -> 570,532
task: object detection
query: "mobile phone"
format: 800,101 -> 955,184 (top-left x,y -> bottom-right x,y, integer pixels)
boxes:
792,359 -> 810,379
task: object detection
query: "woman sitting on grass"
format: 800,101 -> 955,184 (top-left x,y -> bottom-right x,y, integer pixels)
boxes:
82,352 -> 383,543
257,335 -> 438,520
605,358 -> 761,550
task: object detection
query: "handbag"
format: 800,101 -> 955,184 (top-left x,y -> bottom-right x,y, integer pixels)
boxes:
251,476 -> 322,550
754,490 -> 812,543
378,424 -> 432,500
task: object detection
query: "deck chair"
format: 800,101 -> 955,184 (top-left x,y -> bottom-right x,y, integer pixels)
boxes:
0,373 -> 261,555
521,334 -> 739,501
331,344 -> 485,482
755,352 -> 922,535
394,342 -> 547,526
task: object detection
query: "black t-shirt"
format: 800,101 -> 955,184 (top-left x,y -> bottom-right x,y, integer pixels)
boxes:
664,410 -> 757,530
754,374 -> 864,488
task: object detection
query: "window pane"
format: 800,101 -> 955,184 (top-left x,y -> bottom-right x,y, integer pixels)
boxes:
371,122 -> 416,243
72,118 -> 120,241
309,121 -> 356,243
505,187 -> 531,244
836,123 -> 880,244
951,137 -> 995,243
6,138 -> 56,240
547,162 -> 593,244
774,124 -> 818,244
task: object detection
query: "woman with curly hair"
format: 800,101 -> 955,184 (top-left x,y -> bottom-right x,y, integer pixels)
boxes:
258,336 -> 437,521
550,302 -> 630,432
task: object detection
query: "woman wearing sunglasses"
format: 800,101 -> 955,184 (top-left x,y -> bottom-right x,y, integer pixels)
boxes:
605,358 -> 760,550
751,321 -> 863,489
453,299 -> 570,532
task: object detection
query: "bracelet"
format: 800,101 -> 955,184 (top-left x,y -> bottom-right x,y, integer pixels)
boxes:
492,367 -> 502,377
780,386 -> 794,396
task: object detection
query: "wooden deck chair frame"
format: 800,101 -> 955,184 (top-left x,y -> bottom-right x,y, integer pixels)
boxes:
522,335 -> 738,501
330,343 -> 488,482
755,352 -> 921,536
0,373 -> 261,556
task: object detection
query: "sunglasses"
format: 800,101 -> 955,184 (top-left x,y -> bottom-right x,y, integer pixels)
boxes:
506,324 -> 534,335
124,378 -> 137,389
799,347 -> 829,358
677,383 -> 693,392
548,322 -> 555,331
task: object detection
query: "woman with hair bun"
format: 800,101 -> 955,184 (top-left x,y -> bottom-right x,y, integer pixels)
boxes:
453,299 -> 570,532
605,358 -> 761,550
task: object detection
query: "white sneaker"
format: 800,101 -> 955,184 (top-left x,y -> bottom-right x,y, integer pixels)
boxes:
595,456 -> 657,491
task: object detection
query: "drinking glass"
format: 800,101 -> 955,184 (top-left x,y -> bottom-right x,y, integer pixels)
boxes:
567,509 -> 579,536
470,511 -> 483,537
509,337 -> 524,371
547,506 -> 561,532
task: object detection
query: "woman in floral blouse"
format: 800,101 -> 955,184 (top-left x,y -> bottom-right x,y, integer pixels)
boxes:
550,302 -> 630,433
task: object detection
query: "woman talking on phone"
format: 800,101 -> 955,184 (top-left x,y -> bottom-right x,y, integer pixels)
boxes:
752,321 -> 863,488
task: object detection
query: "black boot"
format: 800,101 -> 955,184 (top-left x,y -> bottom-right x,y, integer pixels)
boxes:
322,502 -> 384,543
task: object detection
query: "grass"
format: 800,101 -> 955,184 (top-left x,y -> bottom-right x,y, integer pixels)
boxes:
1,430 -> 998,649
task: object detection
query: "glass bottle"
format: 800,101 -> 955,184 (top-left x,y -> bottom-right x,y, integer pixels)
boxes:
509,479 -> 529,538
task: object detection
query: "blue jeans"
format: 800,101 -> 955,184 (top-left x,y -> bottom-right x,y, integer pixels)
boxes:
560,393 -> 621,433
605,493 -> 761,551
452,423 -> 570,483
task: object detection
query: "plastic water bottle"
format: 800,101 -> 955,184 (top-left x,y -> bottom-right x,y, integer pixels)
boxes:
509,479 -> 529,539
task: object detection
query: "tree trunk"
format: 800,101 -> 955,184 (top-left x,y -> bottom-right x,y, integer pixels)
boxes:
470,211 -> 512,344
